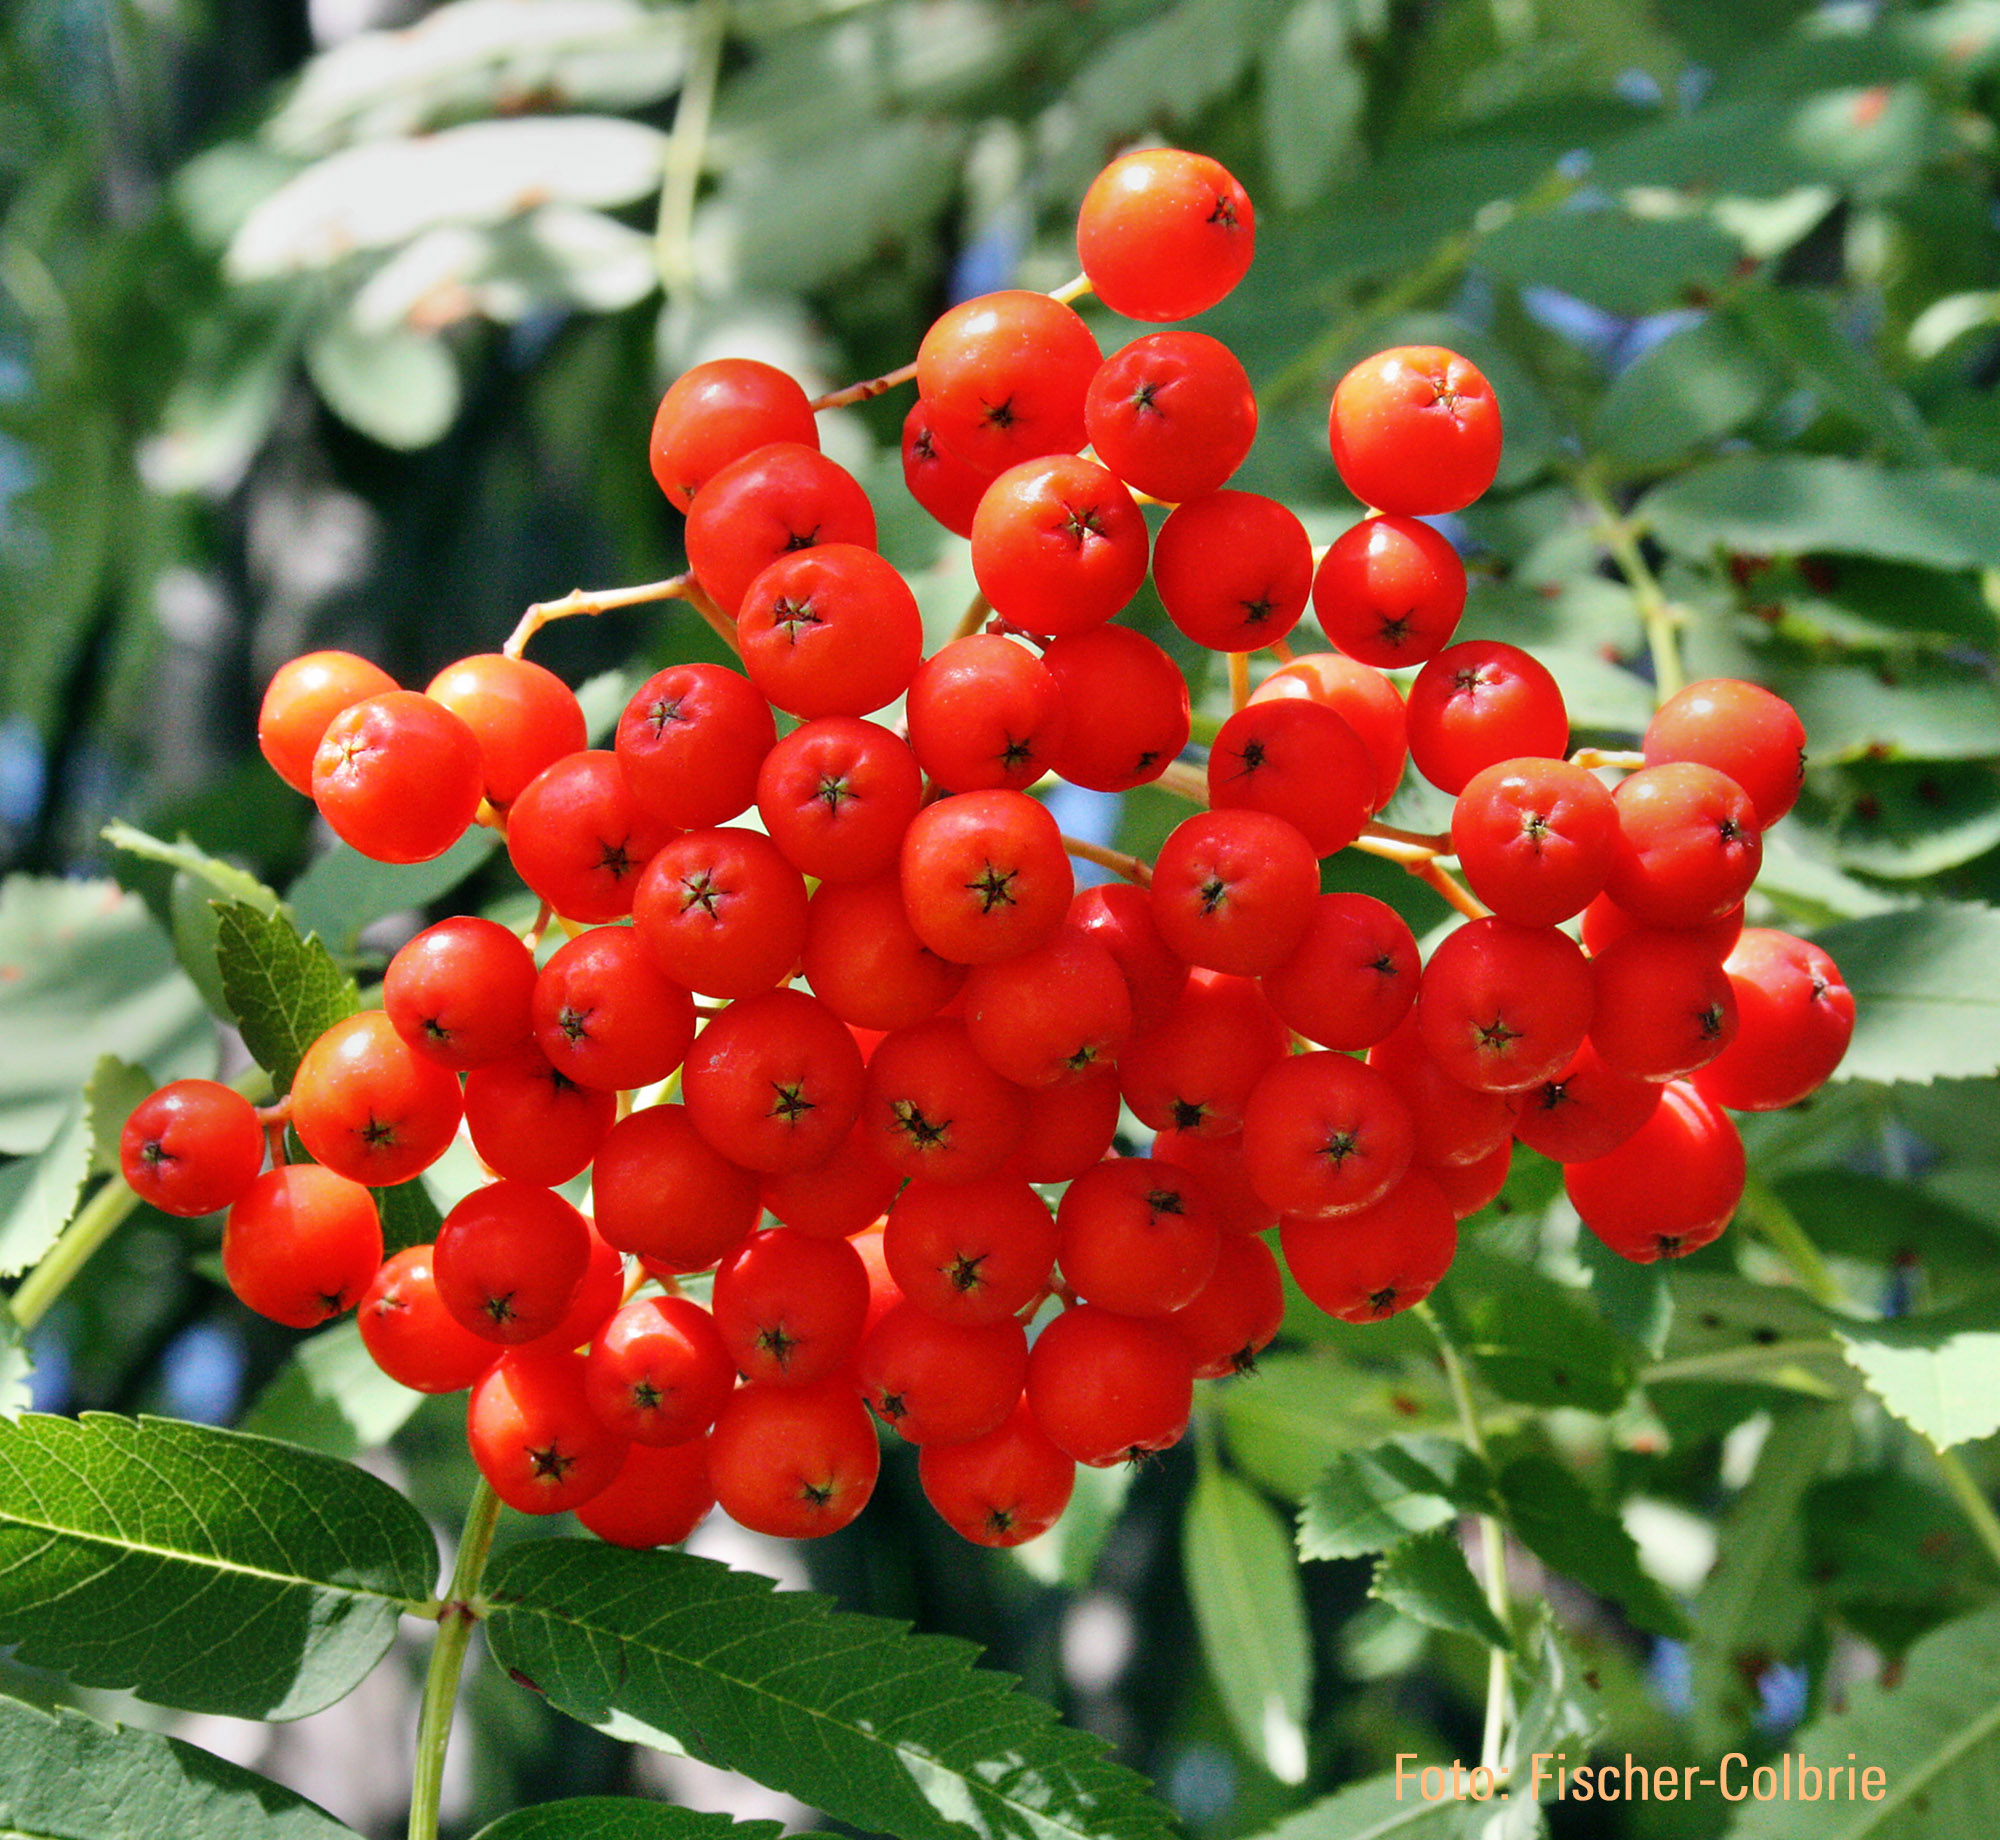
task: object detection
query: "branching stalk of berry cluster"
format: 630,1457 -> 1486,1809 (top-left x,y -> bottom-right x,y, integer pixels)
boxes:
1061,836 -> 1151,886
1420,1304 -> 1514,1777
503,574 -> 696,659
408,1476 -> 503,1840
950,589 -> 993,645
1575,471 -> 1685,704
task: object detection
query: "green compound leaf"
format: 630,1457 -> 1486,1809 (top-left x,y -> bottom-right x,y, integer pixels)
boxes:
1298,1436 -> 1496,1563
1814,903 -> 2000,1084
1641,455 -> 2000,570
1219,1353 -> 1451,1501
1247,1770 -> 1469,1840
213,901 -> 361,1094
1594,308 -> 1782,468
484,1540 -> 1178,1840
1724,1602 -> 2000,1838
1689,1407 -> 1843,1746
239,1317 -> 426,1461
85,1053 -> 157,1175
285,830 -> 498,961
1184,1462 -> 1312,1782
473,1805 -> 837,1840
101,821 -> 284,919
1371,1527 -> 1511,1653
1496,1457 -> 1688,1639
373,1173 -> 444,1257
0,1692 -> 361,1837
1834,1289 -> 2000,1450
0,1098 -> 92,1280
1805,1472 -> 1987,1656
1433,1250 -> 1638,1415
0,875 -> 210,1156
0,1413 -> 436,1719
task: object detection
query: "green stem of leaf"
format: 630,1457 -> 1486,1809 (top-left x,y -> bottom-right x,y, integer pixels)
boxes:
1419,1303 -> 1513,1771
1575,469 -> 1684,704
1639,1338 -> 1842,1384
1738,1176 -> 1847,1312
1929,1445 -> 2000,1578
408,1477 -> 503,1840
655,0 -> 728,308
9,1178 -> 140,1333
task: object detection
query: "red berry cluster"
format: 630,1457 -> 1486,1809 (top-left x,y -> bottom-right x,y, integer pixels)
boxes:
119,146 -> 1854,1555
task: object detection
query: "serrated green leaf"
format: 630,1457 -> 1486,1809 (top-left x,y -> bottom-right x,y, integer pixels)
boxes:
1805,1473 -> 1987,1654
372,1175 -> 445,1257
1250,1771 -> 1468,1840
0,876 -> 211,1155
305,319 -> 461,450
1724,1602 -> 2000,1837
100,821 -> 283,918
1775,659 -> 2000,765
1775,1170 -> 2000,1271
1299,1436 -> 1496,1562
1480,207 -> 1740,316
1260,0 -> 1362,210
0,1309 -> 34,1421
1733,290 -> 1940,465
1496,1457 -> 1688,1637
1795,762 -> 2000,881
1642,456 -> 2000,571
1219,1354 -> 1451,1501
1501,1610 -> 1604,1797
1433,1251 -> 1637,1415
1594,309 -> 1783,467
213,902 -> 361,1094
285,830 -> 498,960
84,1054 -> 156,1176
473,1803 -> 835,1840
1185,1463 -> 1312,1782
1575,1233 -> 1674,1359
0,1100 -> 91,1278
239,1317 -> 428,1461
0,1413 -> 436,1719
1689,1407 -> 1843,1745
1835,1289 -> 2000,1450
1815,903 -> 2000,1084
1371,1527 -> 1510,1652
0,1692 -> 360,1837
483,1541 -> 1177,1840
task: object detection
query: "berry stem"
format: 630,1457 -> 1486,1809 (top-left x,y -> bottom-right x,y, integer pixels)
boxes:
1569,746 -> 1644,772
1152,761 -> 1209,806
811,360 -> 920,413
948,589 -> 994,645
1265,636 -> 1295,664
1365,819 -> 1451,854
1408,856 -> 1489,919
653,0 -> 726,308
503,572 -> 696,659
1047,272 -> 1094,306
1419,1302 -> 1514,1776
1061,835 -> 1152,887
1228,651 -> 1250,714
407,1477 -> 503,1840
1575,469 -> 1685,704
